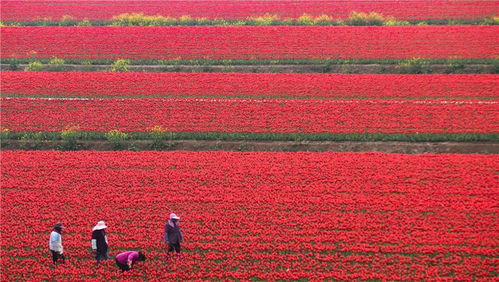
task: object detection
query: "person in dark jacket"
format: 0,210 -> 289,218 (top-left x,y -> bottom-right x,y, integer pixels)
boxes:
164,213 -> 183,260
91,221 -> 109,265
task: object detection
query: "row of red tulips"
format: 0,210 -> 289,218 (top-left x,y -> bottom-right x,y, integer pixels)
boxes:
2,26 -> 498,60
1,0 -> 497,21
2,71 -> 498,99
2,97 -> 498,133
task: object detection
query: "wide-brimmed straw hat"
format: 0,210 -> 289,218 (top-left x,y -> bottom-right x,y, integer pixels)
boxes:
93,221 -> 108,231
170,213 -> 180,220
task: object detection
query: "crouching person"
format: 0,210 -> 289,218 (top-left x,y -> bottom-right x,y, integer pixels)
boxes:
49,222 -> 65,264
115,251 -> 146,272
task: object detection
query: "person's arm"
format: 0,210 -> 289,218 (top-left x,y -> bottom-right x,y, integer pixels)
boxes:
91,231 -> 97,250
127,252 -> 138,268
164,223 -> 169,244
59,234 -> 64,254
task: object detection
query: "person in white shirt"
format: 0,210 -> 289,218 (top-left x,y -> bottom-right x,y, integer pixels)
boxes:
49,222 -> 65,264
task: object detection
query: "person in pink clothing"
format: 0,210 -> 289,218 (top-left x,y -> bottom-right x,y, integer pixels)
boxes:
115,251 -> 146,272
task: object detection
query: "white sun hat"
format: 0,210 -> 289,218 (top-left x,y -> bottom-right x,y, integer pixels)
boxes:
170,213 -> 180,220
93,221 -> 108,231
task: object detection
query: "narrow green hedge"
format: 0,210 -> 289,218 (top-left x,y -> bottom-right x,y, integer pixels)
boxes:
2,57 -> 497,66
1,18 -> 496,27
3,58 -> 497,74
2,93 -> 496,100
2,131 -> 498,142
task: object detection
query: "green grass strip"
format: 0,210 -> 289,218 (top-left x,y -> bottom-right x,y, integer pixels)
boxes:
1,18 -> 498,27
1,93 -> 497,100
3,58 -> 497,66
4,57 -> 497,74
2,131 -> 498,142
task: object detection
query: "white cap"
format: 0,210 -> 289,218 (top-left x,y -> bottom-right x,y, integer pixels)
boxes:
93,221 -> 108,231
170,213 -> 180,220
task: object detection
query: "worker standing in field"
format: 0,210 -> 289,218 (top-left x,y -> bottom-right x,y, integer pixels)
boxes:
91,220 -> 109,265
164,213 -> 183,260
115,251 -> 146,272
49,222 -> 66,264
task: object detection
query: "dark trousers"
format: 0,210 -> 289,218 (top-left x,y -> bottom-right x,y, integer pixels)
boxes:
115,259 -> 130,272
51,250 -> 65,263
168,242 -> 181,253
96,250 -> 109,263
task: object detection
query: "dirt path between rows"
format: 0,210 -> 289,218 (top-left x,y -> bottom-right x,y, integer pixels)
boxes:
3,140 -> 498,154
2,64 -> 495,73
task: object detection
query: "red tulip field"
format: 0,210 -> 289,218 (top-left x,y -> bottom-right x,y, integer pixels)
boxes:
2,72 -> 498,99
2,26 -> 498,61
1,0 -> 498,280
1,0 -> 498,21
1,151 -> 498,280
2,97 -> 498,134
